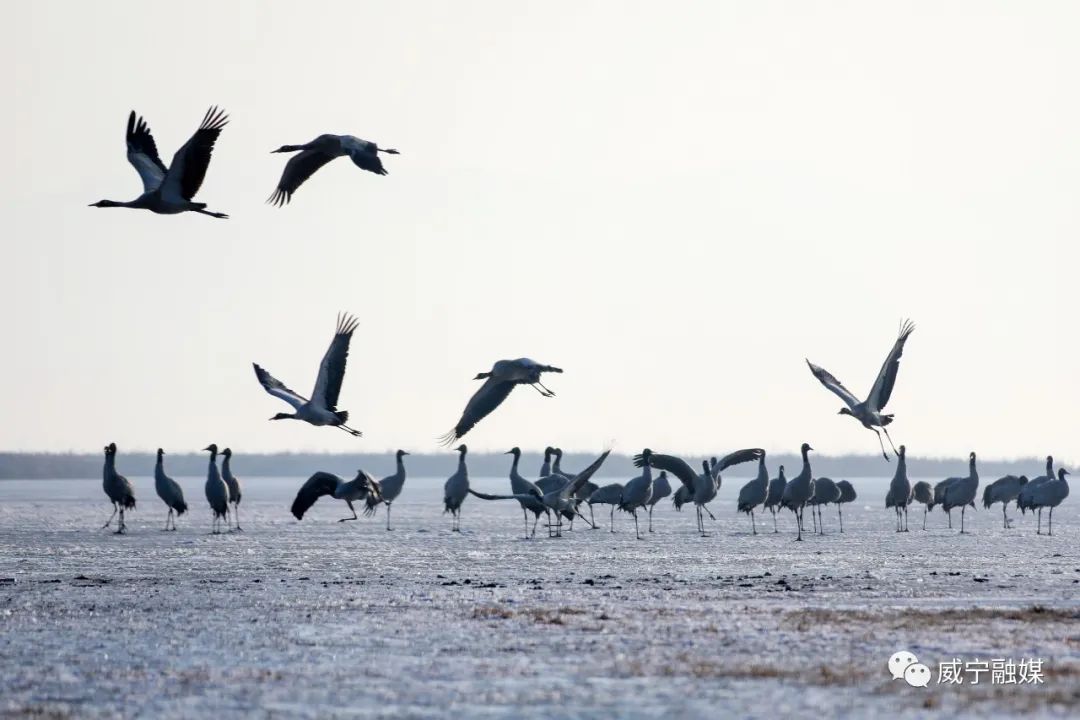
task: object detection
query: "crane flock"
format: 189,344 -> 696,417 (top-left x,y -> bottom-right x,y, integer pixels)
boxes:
85,107 -> 1071,541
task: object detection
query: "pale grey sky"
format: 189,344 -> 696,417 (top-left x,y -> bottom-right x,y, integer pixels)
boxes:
3,1 -> 1077,459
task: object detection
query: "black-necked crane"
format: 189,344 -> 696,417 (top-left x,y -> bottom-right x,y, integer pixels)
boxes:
90,107 -> 229,218
933,478 -> 955,527
363,450 -> 410,531
444,445 -> 470,532
587,483 -> 624,532
780,444 -> 815,541
911,481 -> 933,530
202,444 -> 230,534
835,479 -> 856,533
253,313 -> 363,437
102,443 -> 136,534
646,471 -> 671,532
806,320 -> 915,460
887,445 -> 912,532
1029,469 -> 1070,536
469,449 -> 611,538
221,448 -> 242,531
500,447 -> 550,539
154,448 -> 187,531
539,447 -> 556,477
763,465 -> 787,533
983,475 -> 1029,529
736,454 -> 769,535
942,452 -> 979,534
618,450 -> 655,540
635,448 -> 764,537
1018,456 -> 1055,517
291,469 -> 381,522
808,476 -> 840,534
439,359 -> 562,445
268,134 -> 399,206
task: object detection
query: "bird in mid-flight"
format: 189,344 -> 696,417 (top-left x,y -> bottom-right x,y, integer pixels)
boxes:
253,313 -> 363,437
267,134 -> 399,206
90,107 -> 229,218
439,359 -> 563,446
806,319 -> 915,460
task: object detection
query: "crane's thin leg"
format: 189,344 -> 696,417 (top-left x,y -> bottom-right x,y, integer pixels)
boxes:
922,507 -> 927,530
648,505 -> 655,532
610,505 -> 616,532
882,426 -> 899,456
528,383 -> 554,398
163,509 -> 173,531
534,380 -> 556,396
335,423 -> 363,437
947,510 -> 952,529
838,505 -> 844,533
795,507 -> 803,541
905,506 -> 910,532
1036,508 -> 1042,535
772,508 -> 779,533
103,504 -> 118,529
751,510 -> 757,535
1002,505 -> 1007,529
522,508 -> 530,539
386,503 -> 393,531
872,428 -> 889,461
811,505 -> 818,533
959,507 -> 966,534
633,511 -> 642,540
234,503 -> 242,532
1048,508 -> 1054,536
339,501 -> 359,522
704,506 -> 716,521
115,508 -> 126,535
589,504 -> 596,528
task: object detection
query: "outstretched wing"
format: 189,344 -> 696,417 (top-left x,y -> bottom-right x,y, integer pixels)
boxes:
468,488 -> 539,502
868,319 -> 915,413
160,106 -> 228,201
125,111 -> 166,192
563,450 -> 612,498
806,359 -> 860,410
269,148 -> 338,206
290,472 -> 341,519
312,313 -> 359,411
634,452 -> 697,490
253,363 -> 308,410
716,448 -> 765,473
439,378 -> 515,446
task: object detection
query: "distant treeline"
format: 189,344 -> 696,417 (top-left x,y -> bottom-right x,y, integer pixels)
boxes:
0,450 -> 1066,480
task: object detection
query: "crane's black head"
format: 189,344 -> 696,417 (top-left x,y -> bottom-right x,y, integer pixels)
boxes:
89,200 -> 122,208
898,445 -> 906,457
156,448 -> 165,457
504,447 -> 521,456
544,446 -> 554,458
1061,468 -> 1070,479
397,449 -> 410,457
801,443 -> 813,454
969,451 -> 976,461
473,371 -> 492,380
271,144 -> 303,153
1019,475 -> 1029,485
203,444 -> 218,454
104,443 -> 117,456
779,465 -> 785,474
640,448 -> 653,465
702,460 -> 710,473
222,448 -> 232,458
838,407 -> 853,416
455,444 -> 467,454
270,412 -> 292,421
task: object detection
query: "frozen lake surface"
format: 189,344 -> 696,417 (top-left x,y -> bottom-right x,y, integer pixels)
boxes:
2,474 -> 1078,718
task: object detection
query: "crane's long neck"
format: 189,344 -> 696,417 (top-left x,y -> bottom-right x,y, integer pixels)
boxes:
894,452 -> 907,479
222,455 -> 231,476
1047,457 -> 1054,477
103,454 -> 115,478
969,457 -> 978,481
458,452 -> 467,471
395,454 -> 406,477
509,452 -> 520,477
801,448 -> 811,477
757,458 -> 768,484
540,451 -> 552,477
553,454 -> 563,475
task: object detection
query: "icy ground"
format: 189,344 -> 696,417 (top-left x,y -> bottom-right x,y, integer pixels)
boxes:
1,475 -> 1078,719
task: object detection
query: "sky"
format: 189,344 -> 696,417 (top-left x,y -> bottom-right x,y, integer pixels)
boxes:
2,1 -> 1077,460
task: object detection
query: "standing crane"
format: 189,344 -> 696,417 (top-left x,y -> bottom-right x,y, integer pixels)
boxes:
363,450 -> 410,531
982,475 -> 1029,529
202,444 -> 230,535
221,448 -> 242,531
736,453 -> 769,535
835,479 -> 856,533
102,443 -> 136,534
154,448 -> 187,531
942,452 -> 979,534
443,445 -> 470,532
781,444 -> 815,541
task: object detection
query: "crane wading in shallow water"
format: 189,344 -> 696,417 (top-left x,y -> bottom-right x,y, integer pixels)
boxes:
253,313 -> 363,437
90,107 -> 229,218
439,359 -> 563,446
268,134 -> 399,206
806,320 -> 915,460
